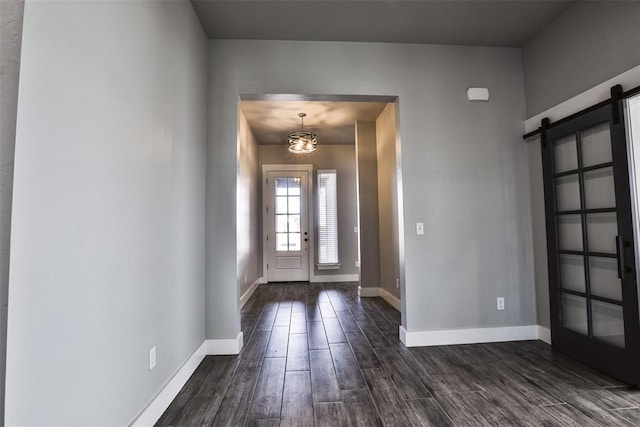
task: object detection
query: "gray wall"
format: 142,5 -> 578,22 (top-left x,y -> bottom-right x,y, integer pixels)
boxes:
355,121 -> 381,289
0,0 -> 24,422
523,1 -> 640,118
207,39 -> 534,336
376,105 -> 402,299
6,1 -> 208,424
238,111 -> 261,296
258,144 -> 359,278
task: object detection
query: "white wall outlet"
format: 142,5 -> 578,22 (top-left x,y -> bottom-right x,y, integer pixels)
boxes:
497,297 -> 505,311
416,222 -> 424,235
149,346 -> 157,371
354,226 -> 358,233
396,278 -> 400,289
355,260 -> 360,268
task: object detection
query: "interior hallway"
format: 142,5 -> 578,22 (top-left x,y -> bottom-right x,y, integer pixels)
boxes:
156,283 -> 640,426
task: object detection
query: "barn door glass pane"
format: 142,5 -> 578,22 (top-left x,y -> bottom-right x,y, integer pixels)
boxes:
581,122 -> 612,167
592,300 -> 625,348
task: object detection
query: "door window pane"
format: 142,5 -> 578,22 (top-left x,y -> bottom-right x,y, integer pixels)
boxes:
586,213 -> 618,254
554,134 -> 578,173
288,215 -> 300,233
276,196 -> 288,214
559,254 -> 585,292
272,175 -> 304,253
584,167 -> 615,209
275,178 -> 288,196
288,177 -> 301,195
276,215 -> 288,233
581,122 -> 612,167
289,233 -> 301,251
592,300 -> 625,348
276,233 -> 288,252
556,174 -> 581,211
558,215 -> 583,251
562,294 -> 588,335
288,196 -> 300,214
589,256 -> 622,301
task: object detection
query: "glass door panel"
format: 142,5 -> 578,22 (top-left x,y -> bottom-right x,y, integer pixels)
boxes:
584,167 -> 616,209
581,122 -> 613,167
556,175 -> 581,211
554,134 -> 578,172
588,257 -> 622,301
557,215 -> 583,251
592,300 -> 625,348
559,254 -> 586,292
586,213 -> 618,253
562,294 -> 588,335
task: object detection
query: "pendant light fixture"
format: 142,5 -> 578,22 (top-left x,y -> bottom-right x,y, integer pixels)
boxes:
288,113 -> 318,154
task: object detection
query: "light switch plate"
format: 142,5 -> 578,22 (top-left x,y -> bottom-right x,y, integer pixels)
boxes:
149,346 -> 157,371
416,222 -> 424,235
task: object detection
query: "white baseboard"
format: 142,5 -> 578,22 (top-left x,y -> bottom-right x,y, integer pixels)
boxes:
206,332 -> 244,355
311,274 -> 359,283
537,326 -> 552,344
130,341 -> 207,426
358,286 -> 380,297
399,325 -> 542,347
380,288 -> 401,311
357,286 -> 401,311
240,277 -> 264,308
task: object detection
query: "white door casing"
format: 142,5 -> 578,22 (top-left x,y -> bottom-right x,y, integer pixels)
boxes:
263,165 -> 313,282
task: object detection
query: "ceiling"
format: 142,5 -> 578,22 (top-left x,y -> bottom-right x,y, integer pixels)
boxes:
240,100 -> 389,145
191,0 -> 575,48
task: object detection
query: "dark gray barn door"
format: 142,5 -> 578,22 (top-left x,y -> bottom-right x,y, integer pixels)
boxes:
541,100 -> 640,385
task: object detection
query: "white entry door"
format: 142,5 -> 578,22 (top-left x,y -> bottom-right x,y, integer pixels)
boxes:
265,170 -> 310,282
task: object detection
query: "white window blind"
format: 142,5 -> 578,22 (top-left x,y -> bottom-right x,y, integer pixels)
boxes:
317,170 -> 338,266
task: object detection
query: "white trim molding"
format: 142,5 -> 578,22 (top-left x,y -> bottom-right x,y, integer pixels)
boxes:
130,341 -> 207,426
358,286 -> 380,297
537,326 -> 552,344
399,325 -> 543,347
241,277 -> 264,308
380,288 -> 401,311
311,274 -> 359,283
525,64 -> 640,134
357,286 -> 401,311
206,332 -> 244,355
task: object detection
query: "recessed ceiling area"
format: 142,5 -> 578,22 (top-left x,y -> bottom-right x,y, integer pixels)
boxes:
240,99 -> 389,145
191,0 -> 575,47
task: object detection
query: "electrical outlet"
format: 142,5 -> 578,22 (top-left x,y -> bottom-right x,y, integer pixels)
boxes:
149,346 -> 157,371
355,260 -> 360,268
396,278 -> 400,289
416,222 -> 424,235
354,226 -> 359,233
497,297 -> 505,311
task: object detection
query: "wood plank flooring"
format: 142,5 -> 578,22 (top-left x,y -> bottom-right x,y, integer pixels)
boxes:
157,282 -> 640,426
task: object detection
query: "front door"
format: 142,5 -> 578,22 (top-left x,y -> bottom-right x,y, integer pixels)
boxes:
265,170 -> 310,282
541,101 -> 640,385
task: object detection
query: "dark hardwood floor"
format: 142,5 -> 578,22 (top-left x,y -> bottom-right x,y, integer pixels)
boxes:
157,282 -> 640,426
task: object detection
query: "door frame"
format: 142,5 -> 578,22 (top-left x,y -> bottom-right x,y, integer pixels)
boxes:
262,164 -> 315,282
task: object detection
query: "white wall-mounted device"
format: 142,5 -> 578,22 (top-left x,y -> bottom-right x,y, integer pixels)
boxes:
466,87 -> 490,102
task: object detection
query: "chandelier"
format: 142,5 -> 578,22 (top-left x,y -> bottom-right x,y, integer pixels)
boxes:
288,113 -> 318,154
